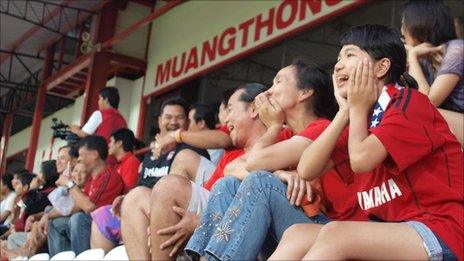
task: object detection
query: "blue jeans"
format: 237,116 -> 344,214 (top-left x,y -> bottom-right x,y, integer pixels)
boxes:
185,171 -> 329,260
47,212 -> 92,256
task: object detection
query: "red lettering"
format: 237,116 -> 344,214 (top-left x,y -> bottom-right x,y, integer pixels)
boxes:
238,18 -> 255,47
184,47 -> 199,74
254,8 -> 275,42
326,0 -> 342,6
276,0 -> 298,30
219,27 -> 236,56
201,36 -> 218,66
299,0 -> 322,21
155,59 -> 171,86
171,52 -> 186,78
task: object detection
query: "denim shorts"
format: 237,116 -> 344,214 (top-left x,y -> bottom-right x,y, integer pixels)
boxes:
404,221 -> 456,261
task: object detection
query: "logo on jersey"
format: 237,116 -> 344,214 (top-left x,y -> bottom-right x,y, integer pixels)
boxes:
357,178 -> 402,210
143,166 -> 169,179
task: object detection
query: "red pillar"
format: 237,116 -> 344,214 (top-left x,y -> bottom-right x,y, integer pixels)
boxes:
81,52 -> 110,124
136,97 -> 147,139
25,46 -> 55,170
0,114 -> 13,175
80,1 -> 120,124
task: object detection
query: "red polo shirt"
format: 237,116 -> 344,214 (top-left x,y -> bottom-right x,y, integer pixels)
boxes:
83,166 -> 124,208
117,152 -> 140,191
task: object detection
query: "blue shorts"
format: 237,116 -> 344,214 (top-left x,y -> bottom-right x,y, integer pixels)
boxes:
91,205 -> 121,244
405,221 -> 456,260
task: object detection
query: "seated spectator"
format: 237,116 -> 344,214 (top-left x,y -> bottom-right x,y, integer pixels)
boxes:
0,174 -> 16,235
1,172 -> 35,239
402,1 -> 463,144
185,60 -> 363,260
272,24 -> 463,260
3,161 -> 59,252
46,135 -> 124,256
97,97 -> 209,258
56,145 -> 78,174
148,83 -> 272,259
188,103 -> 224,165
108,128 -> 140,190
69,87 -> 127,143
9,162 -> 90,260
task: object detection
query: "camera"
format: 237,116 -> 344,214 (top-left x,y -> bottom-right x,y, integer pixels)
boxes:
51,118 -> 79,145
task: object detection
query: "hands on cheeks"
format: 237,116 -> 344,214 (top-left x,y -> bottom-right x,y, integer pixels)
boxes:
347,58 -> 378,114
254,93 -> 284,129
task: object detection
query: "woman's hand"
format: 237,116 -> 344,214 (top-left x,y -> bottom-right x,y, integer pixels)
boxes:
274,170 -> 307,206
408,43 -> 444,59
348,58 -> 378,114
254,93 -> 284,129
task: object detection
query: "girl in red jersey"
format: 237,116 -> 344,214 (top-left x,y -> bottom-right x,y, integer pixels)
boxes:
271,24 -> 463,260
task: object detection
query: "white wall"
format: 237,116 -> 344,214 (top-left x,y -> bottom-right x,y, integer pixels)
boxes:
7,76 -> 144,173
113,2 -> 151,60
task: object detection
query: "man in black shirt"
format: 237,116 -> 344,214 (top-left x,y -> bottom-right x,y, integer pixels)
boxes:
118,97 -> 210,259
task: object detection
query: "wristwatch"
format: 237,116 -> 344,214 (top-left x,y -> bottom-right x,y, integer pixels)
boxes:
66,180 -> 75,190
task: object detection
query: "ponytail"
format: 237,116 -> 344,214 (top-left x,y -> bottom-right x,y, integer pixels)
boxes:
399,72 -> 418,89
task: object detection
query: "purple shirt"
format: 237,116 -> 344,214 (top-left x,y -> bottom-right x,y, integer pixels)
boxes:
438,39 -> 464,112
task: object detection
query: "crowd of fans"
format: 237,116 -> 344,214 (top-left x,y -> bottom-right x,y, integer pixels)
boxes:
1,0 -> 462,260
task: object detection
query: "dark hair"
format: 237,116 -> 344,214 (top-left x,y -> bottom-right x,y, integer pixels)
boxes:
403,0 -> 456,46
1,174 -> 14,191
78,135 -> 108,160
69,144 -> 79,159
190,103 -> 217,130
160,97 -> 189,116
340,24 -> 418,89
220,88 -> 237,106
111,128 -> 136,152
17,172 -> 35,188
291,58 -> 338,120
40,160 -> 59,189
234,83 -> 269,107
99,87 -> 120,109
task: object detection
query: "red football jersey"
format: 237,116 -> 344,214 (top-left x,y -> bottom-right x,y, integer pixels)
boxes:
297,119 -> 367,221
361,87 -> 463,259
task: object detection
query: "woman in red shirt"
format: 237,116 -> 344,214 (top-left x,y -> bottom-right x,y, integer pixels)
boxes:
271,24 -> 463,260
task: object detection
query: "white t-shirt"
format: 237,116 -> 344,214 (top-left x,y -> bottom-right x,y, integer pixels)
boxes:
81,111 -> 103,135
0,191 -> 16,225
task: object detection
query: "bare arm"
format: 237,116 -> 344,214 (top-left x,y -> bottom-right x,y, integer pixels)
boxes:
297,109 -> 348,180
224,156 -> 249,181
348,59 -> 388,173
68,186 -> 97,214
0,210 -> 11,223
408,48 -> 459,106
180,129 -> 232,149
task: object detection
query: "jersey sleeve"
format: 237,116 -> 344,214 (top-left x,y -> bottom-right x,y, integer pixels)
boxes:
295,120 -> 329,141
82,111 -> 102,135
370,108 -> 446,173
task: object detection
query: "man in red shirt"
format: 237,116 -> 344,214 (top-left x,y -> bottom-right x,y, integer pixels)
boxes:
107,128 -> 140,191
47,135 -> 124,256
148,83 -> 270,259
69,87 -> 127,143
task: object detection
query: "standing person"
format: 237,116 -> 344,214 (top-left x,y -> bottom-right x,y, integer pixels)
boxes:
273,24 -> 463,260
47,135 -> 124,256
69,87 -> 127,143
